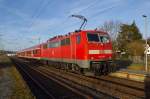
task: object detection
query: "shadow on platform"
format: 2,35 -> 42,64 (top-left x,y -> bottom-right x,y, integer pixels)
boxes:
114,60 -> 132,70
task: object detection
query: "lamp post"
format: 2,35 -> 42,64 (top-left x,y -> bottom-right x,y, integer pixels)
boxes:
142,15 -> 148,72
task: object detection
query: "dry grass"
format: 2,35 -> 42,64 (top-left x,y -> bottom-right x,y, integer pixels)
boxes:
0,54 -> 10,62
0,54 -> 7,76
128,56 -> 150,72
128,65 -> 145,71
128,63 -> 150,72
0,55 -> 34,99
9,66 -> 35,99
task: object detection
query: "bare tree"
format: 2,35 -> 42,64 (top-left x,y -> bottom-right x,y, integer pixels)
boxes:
98,20 -> 121,40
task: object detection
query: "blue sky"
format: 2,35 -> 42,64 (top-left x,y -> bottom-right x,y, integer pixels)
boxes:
0,0 -> 150,51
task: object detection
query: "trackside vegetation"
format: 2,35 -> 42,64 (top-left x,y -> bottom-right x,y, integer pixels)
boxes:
0,54 -> 35,99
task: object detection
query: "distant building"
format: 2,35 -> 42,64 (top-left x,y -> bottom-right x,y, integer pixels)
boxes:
6,53 -> 16,56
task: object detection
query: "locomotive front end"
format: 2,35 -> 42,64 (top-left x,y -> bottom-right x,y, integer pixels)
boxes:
85,31 -> 114,75
87,32 -> 112,61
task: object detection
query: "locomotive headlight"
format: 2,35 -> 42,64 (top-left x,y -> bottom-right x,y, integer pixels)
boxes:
104,50 -> 112,54
91,57 -> 94,60
84,55 -> 88,59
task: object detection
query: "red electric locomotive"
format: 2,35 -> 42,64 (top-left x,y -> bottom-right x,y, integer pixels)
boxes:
17,15 -> 115,75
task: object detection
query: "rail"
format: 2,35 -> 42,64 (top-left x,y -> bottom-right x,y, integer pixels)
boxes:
12,57 -> 146,98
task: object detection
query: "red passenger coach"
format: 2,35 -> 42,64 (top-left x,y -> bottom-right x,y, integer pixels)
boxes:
17,30 -> 115,75
17,45 -> 41,59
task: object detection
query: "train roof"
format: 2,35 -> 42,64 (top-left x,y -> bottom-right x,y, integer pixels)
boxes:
47,29 -> 108,42
17,44 -> 41,53
17,29 -> 108,53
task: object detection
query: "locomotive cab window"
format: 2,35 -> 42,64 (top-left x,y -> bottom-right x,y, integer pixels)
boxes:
99,35 -> 110,43
87,33 -> 99,42
61,38 -> 70,46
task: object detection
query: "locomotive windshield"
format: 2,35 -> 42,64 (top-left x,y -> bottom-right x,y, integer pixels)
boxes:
87,33 -> 99,42
87,33 -> 109,43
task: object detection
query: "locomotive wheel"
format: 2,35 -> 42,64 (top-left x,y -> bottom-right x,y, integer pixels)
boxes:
108,64 -> 112,73
102,63 -> 106,75
104,62 -> 109,75
94,64 -> 101,76
71,64 -> 75,71
80,68 -> 84,74
64,63 -> 68,71
75,66 -> 80,71
71,64 -> 81,73
100,63 -> 104,75
68,63 -> 72,70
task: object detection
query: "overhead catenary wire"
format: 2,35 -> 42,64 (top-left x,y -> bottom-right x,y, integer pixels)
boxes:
28,0 -> 52,31
21,0 -> 121,51
23,0 -> 53,49
66,7 -> 117,32
46,0 -> 99,32
30,0 -> 119,35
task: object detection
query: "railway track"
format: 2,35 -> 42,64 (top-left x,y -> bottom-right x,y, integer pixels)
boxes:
39,66 -> 145,99
12,59 -> 55,99
11,57 -> 147,99
11,58 -> 105,99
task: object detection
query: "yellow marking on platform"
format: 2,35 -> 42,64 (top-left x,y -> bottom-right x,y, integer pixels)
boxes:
110,71 -> 146,82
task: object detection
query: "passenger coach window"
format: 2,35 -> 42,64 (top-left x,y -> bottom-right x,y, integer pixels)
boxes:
43,44 -> 47,49
61,38 -> 70,46
49,41 -> 60,48
61,39 -> 66,46
53,41 -> 60,47
87,33 -> 99,42
33,50 -> 38,54
76,35 -> 81,44
66,38 -> 70,45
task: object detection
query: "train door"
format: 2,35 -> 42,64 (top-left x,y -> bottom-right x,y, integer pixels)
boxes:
71,33 -> 84,72
60,37 -> 71,62
71,34 -> 77,62
71,34 -> 81,63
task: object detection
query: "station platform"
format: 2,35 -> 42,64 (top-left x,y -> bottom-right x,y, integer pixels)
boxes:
110,69 -> 150,82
